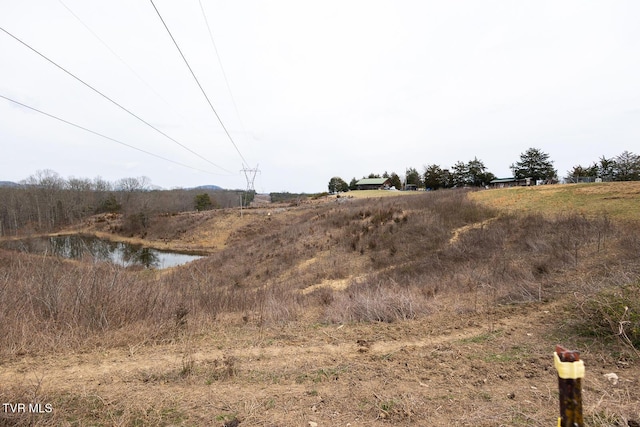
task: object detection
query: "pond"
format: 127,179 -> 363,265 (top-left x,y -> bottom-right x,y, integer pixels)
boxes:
0,234 -> 204,269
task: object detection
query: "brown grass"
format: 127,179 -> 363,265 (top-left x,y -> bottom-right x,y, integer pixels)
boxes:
1,186 -> 640,425
470,181 -> 640,221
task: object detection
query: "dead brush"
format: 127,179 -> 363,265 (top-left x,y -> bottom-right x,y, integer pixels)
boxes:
174,354 -> 238,383
374,392 -> 422,421
0,252 -> 179,356
309,286 -> 335,306
0,375 -> 54,427
256,285 -> 302,324
572,280 -> 640,352
324,280 -> 431,323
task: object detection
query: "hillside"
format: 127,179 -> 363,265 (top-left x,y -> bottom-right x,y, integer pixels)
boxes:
1,185 -> 640,426
470,181 -> 640,221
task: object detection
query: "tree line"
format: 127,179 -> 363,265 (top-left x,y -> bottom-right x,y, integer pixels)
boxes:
328,155 -> 499,193
566,150 -> 640,183
0,169 -> 252,237
329,148 -> 640,192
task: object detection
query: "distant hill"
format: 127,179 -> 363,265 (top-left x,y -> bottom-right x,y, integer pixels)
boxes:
193,185 -> 223,191
0,181 -> 20,188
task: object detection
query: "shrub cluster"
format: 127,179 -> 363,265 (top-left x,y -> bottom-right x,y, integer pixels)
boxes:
575,281 -> 640,349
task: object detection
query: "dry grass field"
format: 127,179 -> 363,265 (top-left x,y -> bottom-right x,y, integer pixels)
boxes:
470,181 -> 640,221
1,183 -> 640,426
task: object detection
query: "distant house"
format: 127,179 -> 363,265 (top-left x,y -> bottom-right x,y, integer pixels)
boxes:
489,177 -> 532,188
355,178 -> 391,190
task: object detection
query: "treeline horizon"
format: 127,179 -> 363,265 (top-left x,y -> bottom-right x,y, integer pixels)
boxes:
328,148 -> 640,192
0,169 -> 255,237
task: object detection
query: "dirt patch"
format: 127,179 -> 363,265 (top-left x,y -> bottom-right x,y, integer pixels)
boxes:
449,217 -> 498,244
2,299 -> 637,426
301,277 -> 353,294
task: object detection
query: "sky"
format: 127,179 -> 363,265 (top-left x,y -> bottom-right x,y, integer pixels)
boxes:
1,1 -> 639,193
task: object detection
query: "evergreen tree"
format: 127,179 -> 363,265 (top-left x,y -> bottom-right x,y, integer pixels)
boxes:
328,177 -> 349,193
348,177 -> 358,191
511,148 -> 557,182
597,156 -> 616,181
405,167 -> 422,188
194,193 -> 213,211
614,150 -> 640,181
566,164 -> 598,183
389,172 -> 402,190
423,164 -> 446,189
467,157 -> 495,186
451,161 -> 468,187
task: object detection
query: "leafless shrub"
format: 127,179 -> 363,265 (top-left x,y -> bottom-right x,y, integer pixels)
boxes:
324,280 -> 432,323
257,285 -> 303,324
616,224 -> 640,262
309,286 -> 335,306
0,250 -> 179,355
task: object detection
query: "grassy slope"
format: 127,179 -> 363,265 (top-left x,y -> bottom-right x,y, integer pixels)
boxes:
470,181 -> 640,221
1,185 -> 640,426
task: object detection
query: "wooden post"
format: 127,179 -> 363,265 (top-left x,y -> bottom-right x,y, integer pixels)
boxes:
555,345 -> 585,427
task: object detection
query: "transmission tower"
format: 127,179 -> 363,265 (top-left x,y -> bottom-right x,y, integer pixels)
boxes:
240,164 -> 260,209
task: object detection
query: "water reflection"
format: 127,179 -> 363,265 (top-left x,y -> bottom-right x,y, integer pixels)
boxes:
1,234 -> 203,269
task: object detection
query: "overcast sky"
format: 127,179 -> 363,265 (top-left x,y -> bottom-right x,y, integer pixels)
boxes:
1,1 -> 639,192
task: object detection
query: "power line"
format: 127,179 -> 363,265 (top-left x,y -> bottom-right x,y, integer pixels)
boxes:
198,0 -> 249,143
58,0 -> 153,92
57,0 -> 200,133
0,25 -> 233,175
0,93 -> 228,176
198,1 -> 259,198
149,0 -> 250,169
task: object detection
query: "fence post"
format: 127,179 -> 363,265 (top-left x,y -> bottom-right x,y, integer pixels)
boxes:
554,345 -> 585,427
